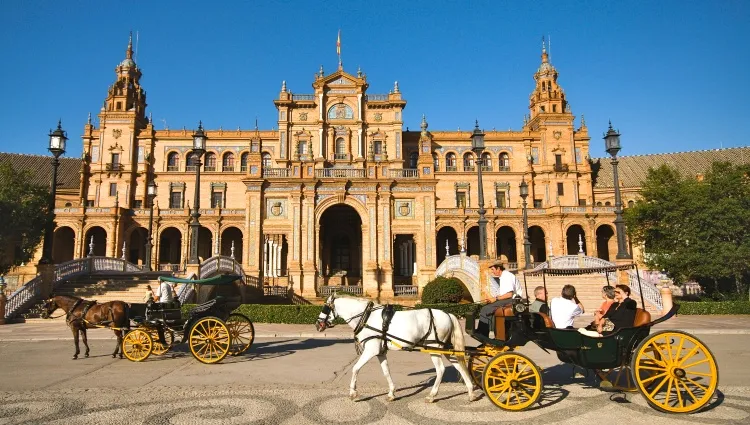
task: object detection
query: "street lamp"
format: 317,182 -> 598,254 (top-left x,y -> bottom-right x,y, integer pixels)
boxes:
40,120 -> 67,264
519,178 -> 532,269
188,121 -> 207,264
471,120 -> 488,260
144,180 -> 157,271
604,121 -> 632,259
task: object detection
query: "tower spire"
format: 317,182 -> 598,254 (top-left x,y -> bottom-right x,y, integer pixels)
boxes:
126,31 -> 134,60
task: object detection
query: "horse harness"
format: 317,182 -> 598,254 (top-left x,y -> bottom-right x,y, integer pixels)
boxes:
354,303 -> 452,354
65,299 -> 112,328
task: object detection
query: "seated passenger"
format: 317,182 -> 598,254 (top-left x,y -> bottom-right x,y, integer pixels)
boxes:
529,286 -> 549,315
144,284 -> 157,303
550,285 -> 584,329
579,284 -> 637,337
156,280 -> 178,307
476,263 -> 522,337
593,285 -> 616,327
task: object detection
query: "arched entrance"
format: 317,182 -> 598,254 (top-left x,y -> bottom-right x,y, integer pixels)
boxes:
128,227 -> 148,265
528,226 -> 546,263
495,226 -> 517,263
566,225 -> 587,255
158,227 -> 182,265
466,226 -> 480,257
197,226 -> 213,261
221,227 -> 244,262
596,225 -> 615,261
52,226 -> 75,263
436,226 -> 459,264
393,234 -> 416,284
84,226 -> 107,256
319,204 -> 362,286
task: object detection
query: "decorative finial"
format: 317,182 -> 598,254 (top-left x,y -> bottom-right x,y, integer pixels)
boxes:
542,35 -> 546,54
421,114 -> 428,129
198,120 -> 203,131
230,240 -> 235,259
445,239 -> 450,259
255,118 -> 259,131
88,236 -> 95,257
148,112 -> 152,124
319,65 -> 324,76
357,66 -> 362,78
87,112 -> 92,125
580,114 -> 586,127
126,31 -> 134,60
578,234 -> 584,254
608,119 -> 613,130
114,191 -> 119,208
475,119 -> 480,130
281,80 -> 287,92
121,242 -> 127,260
393,81 -> 399,93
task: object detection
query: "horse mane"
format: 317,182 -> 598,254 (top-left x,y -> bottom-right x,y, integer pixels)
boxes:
334,293 -> 381,307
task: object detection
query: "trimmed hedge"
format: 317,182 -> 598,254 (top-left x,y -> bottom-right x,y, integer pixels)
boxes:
421,277 -> 466,304
181,302 -> 481,324
677,301 -> 750,315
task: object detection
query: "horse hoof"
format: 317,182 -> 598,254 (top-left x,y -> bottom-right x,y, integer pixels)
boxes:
349,392 -> 358,401
425,397 -> 435,403
387,395 -> 396,402
85,353 -> 89,358
72,356 -> 78,360
112,354 -> 116,358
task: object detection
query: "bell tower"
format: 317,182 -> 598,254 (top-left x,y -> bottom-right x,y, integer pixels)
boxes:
103,32 -> 147,121
528,38 -> 567,121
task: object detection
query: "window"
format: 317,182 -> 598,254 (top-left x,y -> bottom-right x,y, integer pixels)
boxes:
496,191 -> 506,208
533,199 -> 542,208
552,105 -> 557,112
109,183 -> 117,197
169,191 -> 182,209
456,192 -> 467,208
240,152 -> 249,171
299,141 -> 308,156
85,200 -> 94,207
596,202 -> 603,207
167,152 -> 180,171
445,153 -> 457,171
335,138 -> 347,160
499,153 -> 510,171
605,201 -> 612,206
531,148 -> 539,164
432,153 -> 439,171
211,191 -> 223,208
575,147 -> 582,164
262,152 -> 272,168
186,152 -> 199,171
557,182 -> 564,196
578,199 -> 586,206
111,153 -> 120,165
628,200 -> 635,208
409,152 -> 418,168
555,154 -> 563,168
133,200 -> 143,209
222,152 -> 235,171
204,153 -> 217,171
373,141 -> 382,155
481,152 -> 492,171
116,102 -> 122,111
463,153 -> 475,171
64,202 -> 72,207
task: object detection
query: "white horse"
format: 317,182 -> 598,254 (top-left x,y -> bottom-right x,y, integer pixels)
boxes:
316,294 -> 476,403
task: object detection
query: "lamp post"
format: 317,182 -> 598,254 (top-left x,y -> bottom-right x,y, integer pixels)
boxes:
188,122 -> 207,264
604,121 -> 632,259
144,180 -> 157,271
40,121 -> 67,264
471,121 -> 487,260
519,179 -> 532,269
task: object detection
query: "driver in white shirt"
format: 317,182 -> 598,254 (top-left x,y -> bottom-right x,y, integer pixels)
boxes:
476,263 -> 522,337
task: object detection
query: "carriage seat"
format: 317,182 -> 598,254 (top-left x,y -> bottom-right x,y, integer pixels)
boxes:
633,308 -> 652,327
534,312 -> 554,329
492,304 -> 515,340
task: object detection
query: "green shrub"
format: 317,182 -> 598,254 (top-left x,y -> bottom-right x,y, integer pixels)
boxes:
421,277 -> 466,304
677,301 -> 750,315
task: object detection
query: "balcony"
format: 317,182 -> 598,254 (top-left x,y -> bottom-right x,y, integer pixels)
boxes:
554,164 -> 570,172
186,165 -> 198,172
204,166 -> 217,172
394,285 -> 418,297
292,94 -> 315,101
240,165 -> 248,172
334,153 -> 349,160
481,165 -> 493,172
445,166 -> 457,172
498,166 -> 510,172
167,165 -> 179,172
464,165 -> 475,172
389,169 -> 419,179
316,168 -> 365,178
263,168 -> 292,178
223,166 -> 235,172
105,163 -> 123,172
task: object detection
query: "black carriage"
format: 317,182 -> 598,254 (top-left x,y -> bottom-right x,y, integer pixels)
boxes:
464,264 -> 718,413
121,274 -> 255,364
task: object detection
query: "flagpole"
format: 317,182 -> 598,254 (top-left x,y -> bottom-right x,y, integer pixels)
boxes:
337,30 -> 342,71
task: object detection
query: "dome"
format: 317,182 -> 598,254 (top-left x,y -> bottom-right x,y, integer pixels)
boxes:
537,62 -> 555,74
120,58 -> 136,68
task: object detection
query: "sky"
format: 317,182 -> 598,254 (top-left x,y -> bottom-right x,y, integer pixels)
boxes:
1,0 -> 748,159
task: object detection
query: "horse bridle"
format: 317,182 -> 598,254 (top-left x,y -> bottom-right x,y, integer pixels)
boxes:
316,294 -> 337,331
40,299 -> 66,320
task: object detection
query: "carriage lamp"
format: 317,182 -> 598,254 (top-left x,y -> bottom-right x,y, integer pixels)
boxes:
519,179 -> 532,269
603,121 -> 631,259
40,120 -> 67,264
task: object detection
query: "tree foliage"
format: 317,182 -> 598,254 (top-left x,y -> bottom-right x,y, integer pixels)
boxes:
421,276 -> 467,304
0,162 -> 51,275
625,162 -> 750,297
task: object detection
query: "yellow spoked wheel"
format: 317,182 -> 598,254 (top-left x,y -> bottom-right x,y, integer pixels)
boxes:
122,329 -> 153,362
468,355 -> 490,389
148,329 -> 175,356
227,313 -> 255,356
483,352 -> 543,411
189,316 -> 231,364
631,330 -> 718,413
598,363 -> 638,392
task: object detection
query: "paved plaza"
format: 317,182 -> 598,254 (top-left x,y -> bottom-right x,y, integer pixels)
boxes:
1,316 -> 749,424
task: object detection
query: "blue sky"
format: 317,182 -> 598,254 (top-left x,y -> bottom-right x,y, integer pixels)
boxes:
1,0 -> 747,159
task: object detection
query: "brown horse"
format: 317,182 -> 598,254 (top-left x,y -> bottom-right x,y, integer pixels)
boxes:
40,295 -> 130,360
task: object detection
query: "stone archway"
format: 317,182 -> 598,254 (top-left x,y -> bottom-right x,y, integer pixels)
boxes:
221,227 -> 244,262
197,225 -> 213,261
128,227 -> 148,265
528,226 -> 546,263
319,204 -> 362,286
52,226 -> 75,263
436,226 -> 459,264
84,226 -> 107,256
566,224 -> 587,255
466,226 -> 480,257
596,225 -> 615,261
495,226 -> 517,263
158,227 -> 182,265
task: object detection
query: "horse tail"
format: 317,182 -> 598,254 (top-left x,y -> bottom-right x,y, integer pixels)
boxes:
448,313 -> 465,353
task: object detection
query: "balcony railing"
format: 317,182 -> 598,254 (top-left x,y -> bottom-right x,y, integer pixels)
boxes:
498,166 -> 510,172
320,285 -> 363,297
223,166 -> 235,172
106,163 -> 123,172
292,94 -> 315,101
554,164 -> 570,172
263,168 -> 291,178
389,169 -> 419,178
315,168 -> 365,178
464,165 -> 475,172
204,166 -> 217,172
365,94 -> 389,101
445,166 -> 457,172
481,165 -> 493,172
167,165 -> 179,172
394,285 -> 418,297
334,153 -> 349,160
186,165 -> 198,172
240,165 -> 248,172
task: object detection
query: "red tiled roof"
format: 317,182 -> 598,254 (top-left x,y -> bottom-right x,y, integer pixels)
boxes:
0,152 -> 80,190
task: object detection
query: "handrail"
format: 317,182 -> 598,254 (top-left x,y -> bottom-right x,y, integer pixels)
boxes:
629,269 -> 664,311
4,275 -> 43,320
435,255 -> 480,282
199,255 -> 246,282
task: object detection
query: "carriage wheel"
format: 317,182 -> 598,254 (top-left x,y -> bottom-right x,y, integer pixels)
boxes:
468,355 -> 490,389
189,316 -> 231,364
227,314 -> 255,356
631,330 -> 718,413
148,329 -> 175,356
483,352 -> 543,411
122,329 -> 153,362
598,363 -> 638,392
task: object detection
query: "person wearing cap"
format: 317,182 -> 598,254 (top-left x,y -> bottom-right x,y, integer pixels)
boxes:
476,263 -> 522,337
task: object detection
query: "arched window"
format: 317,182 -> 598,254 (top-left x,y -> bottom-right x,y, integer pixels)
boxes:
446,153 -> 457,171
204,152 -> 217,171
463,153 -> 475,171
167,152 -> 180,171
605,201 -> 612,206
186,152 -> 199,171
261,152 -> 272,169
432,153 -> 439,171
481,152 -> 492,171
627,200 -> 635,208
499,153 -> 510,171
222,152 -> 235,172
596,202 -> 603,206
240,152 -> 249,172
409,152 -> 418,168
335,137 -> 347,160
299,141 -> 308,156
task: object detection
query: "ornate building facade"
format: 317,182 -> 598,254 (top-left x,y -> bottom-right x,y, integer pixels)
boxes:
34,37 -> 649,300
